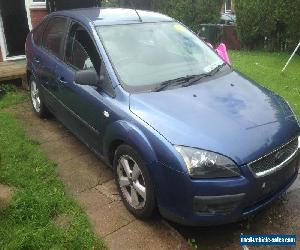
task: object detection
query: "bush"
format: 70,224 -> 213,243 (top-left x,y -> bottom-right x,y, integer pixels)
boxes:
235,0 -> 300,51
153,0 -> 223,31
102,0 -> 152,9
101,0 -> 223,32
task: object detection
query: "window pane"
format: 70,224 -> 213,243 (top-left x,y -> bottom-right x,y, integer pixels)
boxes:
65,22 -> 114,95
33,20 -> 47,46
65,23 -> 100,72
97,22 -> 223,89
225,0 -> 232,11
43,17 -> 68,59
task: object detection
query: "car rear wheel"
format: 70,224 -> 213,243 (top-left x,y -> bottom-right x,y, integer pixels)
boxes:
30,76 -> 49,118
114,144 -> 156,219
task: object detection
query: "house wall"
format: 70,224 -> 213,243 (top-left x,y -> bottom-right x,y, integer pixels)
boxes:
0,5 -> 47,62
30,8 -> 48,28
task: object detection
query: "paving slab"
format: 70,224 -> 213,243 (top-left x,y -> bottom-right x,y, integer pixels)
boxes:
76,187 -> 113,211
96,179 -> 121,202
77,187 -> 135,236
85,200 -> 136,237
9,101 -> 190,250
105,220 -> 191,250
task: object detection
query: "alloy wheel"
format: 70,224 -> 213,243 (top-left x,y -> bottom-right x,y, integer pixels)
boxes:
30,80 -> 41,113
117,155 -> 147,209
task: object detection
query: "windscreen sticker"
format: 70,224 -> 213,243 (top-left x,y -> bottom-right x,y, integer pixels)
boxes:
174,23 -> 187,33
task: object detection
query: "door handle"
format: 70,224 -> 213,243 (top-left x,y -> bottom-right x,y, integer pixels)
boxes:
33,57 -> 40,64
57,77 -> 68,84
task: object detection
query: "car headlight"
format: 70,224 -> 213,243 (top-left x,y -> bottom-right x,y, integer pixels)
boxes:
175,146 -> 241,178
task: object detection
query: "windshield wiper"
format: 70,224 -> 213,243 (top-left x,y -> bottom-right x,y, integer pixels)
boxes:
153,75 -> 196,92
210,62 -> 227,76
182,63 -> 227,87
153,63 -> 227,91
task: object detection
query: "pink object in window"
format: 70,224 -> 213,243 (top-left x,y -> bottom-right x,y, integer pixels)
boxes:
216,43 -> 231,65
206,42 -> 213,48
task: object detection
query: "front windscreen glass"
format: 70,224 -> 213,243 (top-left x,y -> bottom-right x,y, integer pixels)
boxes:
97,22 -> 226,92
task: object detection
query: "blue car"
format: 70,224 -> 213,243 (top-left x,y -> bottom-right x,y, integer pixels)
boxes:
25,8 -> 300,226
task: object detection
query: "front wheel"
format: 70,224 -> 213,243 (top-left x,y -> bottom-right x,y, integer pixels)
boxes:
30,76 -> 49,118
114,144 -> 156,219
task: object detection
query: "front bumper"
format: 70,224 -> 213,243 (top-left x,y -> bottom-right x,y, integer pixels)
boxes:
155,151 -> 300,226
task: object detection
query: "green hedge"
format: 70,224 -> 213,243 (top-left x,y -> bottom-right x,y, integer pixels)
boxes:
235,0 -> 300,51
153,0 -> 223,31
102,0 -> 223,32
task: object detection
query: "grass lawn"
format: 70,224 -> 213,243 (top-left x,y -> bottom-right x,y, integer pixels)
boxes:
230,50 -> 300,118
0,88 -> 105,249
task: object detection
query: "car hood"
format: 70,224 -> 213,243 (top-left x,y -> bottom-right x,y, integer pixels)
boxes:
129,71 -> 300,166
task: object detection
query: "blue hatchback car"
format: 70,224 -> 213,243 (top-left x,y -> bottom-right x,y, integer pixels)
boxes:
26,8 -> 300,226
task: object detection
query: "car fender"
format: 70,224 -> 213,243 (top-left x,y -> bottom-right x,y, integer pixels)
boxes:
103,120 -> 157,167
27,63 -> 38,81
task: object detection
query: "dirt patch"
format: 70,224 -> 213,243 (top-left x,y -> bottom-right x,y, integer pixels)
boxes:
53,213 -> 73,230
0,184 -> 14,211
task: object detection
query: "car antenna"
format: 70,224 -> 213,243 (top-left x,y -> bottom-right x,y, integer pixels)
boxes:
128,0 -> 143,22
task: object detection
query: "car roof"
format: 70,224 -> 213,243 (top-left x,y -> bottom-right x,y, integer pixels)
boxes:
52,7 -> 173,26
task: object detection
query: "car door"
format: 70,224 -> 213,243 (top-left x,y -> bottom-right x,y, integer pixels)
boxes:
31,19 -> 48,82
37,16 -> 69,113
54,21 -> 115,154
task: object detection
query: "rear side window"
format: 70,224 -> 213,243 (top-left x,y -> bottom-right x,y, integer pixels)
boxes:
42,17 -> 68,59
33,20 -> 48,46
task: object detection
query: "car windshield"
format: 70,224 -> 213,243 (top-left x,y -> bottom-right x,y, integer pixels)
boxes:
96,22 -> 225,92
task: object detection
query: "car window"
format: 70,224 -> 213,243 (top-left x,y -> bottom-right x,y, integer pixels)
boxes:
65,22 -> 100,72
42,17 -> 68,59
33,20 -> 48,46
65,22 -> 114,96
97,22 -> 225,92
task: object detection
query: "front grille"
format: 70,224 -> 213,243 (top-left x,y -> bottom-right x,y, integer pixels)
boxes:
248,137 -> 299,177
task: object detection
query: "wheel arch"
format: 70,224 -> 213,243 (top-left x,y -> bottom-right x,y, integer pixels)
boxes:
26,68 -> 40,86
103,120 -> 157,168
26,70 -> 32,88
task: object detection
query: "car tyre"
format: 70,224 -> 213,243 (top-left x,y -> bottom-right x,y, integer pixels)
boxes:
30,76 -> 49,118
114,144 -> 156,219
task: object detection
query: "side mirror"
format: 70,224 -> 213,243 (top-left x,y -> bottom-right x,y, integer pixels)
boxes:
75,70 -> 100,87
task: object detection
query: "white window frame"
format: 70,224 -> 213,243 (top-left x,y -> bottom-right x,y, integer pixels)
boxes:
0,0 -> 47,61
0,14 -> 8,60
224,0 -> 232,13
30,0 -> 46,9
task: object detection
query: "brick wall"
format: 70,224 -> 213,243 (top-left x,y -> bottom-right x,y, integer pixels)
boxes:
30,8 -> 48,28
0,46 -> 3,62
